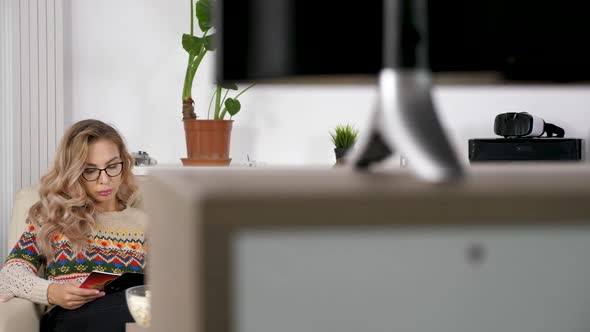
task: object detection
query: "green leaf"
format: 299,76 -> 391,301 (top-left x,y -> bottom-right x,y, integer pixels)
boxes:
196,0 -> 214,32
225,98 -> 241,116
203,33 -> 216,51
221,82 -> 238,90
182,34 -> 204,56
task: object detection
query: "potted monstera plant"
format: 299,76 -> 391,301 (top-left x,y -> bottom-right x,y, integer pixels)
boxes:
181,0 -> 255,166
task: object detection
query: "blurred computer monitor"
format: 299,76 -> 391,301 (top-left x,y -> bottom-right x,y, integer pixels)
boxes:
217,0 -> 590,83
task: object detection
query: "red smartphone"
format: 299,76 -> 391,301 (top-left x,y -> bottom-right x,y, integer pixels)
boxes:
79,271 -> 120,290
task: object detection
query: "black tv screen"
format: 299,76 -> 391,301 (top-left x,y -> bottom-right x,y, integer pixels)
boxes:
217,0 -> 590,82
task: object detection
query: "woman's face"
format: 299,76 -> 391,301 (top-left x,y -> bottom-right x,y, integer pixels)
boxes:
81,138 -> 124,212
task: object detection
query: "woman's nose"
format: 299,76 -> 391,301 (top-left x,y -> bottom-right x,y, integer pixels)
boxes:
98,170 -> 110,184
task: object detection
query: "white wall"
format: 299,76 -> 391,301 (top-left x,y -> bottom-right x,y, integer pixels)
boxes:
65,0 -> 590,167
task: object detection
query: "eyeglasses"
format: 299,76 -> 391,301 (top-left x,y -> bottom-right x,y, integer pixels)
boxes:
81,162 -> 124,181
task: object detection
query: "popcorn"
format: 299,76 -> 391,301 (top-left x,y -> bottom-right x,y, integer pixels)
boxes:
127,290 -> 151,327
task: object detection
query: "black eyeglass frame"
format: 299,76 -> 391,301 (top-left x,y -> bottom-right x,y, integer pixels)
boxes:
81,161 -> 125,181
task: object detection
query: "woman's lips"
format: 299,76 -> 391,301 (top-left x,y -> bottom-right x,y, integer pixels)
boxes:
97,189 -> 112,197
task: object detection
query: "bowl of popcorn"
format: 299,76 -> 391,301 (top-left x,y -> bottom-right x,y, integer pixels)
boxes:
125,285 -> 151,327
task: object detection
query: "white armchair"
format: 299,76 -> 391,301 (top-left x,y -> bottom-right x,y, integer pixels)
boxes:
0,186 -> 44,332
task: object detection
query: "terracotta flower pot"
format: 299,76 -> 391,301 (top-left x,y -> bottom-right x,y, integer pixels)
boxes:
181,119 -> 233,166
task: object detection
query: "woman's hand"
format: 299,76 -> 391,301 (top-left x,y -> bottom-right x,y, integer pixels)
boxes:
47,282 -> 106,310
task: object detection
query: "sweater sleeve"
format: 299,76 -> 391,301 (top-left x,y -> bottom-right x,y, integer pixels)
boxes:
0,224 -> 52,305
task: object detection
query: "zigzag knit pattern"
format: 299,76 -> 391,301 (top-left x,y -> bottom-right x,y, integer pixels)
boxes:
5,223 -> 146,283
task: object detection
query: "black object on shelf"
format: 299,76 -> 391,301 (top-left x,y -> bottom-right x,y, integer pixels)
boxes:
469,138 -> 583,162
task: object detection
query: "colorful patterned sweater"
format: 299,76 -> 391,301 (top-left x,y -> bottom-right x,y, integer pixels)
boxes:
0,207 -> 146,305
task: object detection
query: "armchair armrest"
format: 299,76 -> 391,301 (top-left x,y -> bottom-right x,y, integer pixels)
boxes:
0,298 -> 43,332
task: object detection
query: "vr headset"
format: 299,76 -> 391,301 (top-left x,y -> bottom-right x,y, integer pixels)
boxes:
494,112 -> 565,138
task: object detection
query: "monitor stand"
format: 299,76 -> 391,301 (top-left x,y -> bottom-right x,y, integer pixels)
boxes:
349,68 -> 464,182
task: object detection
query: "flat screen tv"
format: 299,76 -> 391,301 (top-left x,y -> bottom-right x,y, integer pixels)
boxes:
217,0 -> 590,83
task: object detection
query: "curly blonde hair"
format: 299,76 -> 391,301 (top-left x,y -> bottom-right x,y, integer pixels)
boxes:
27,119 -> 139,260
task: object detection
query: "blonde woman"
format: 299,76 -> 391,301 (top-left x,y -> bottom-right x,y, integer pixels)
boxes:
0,119 -> 147,332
